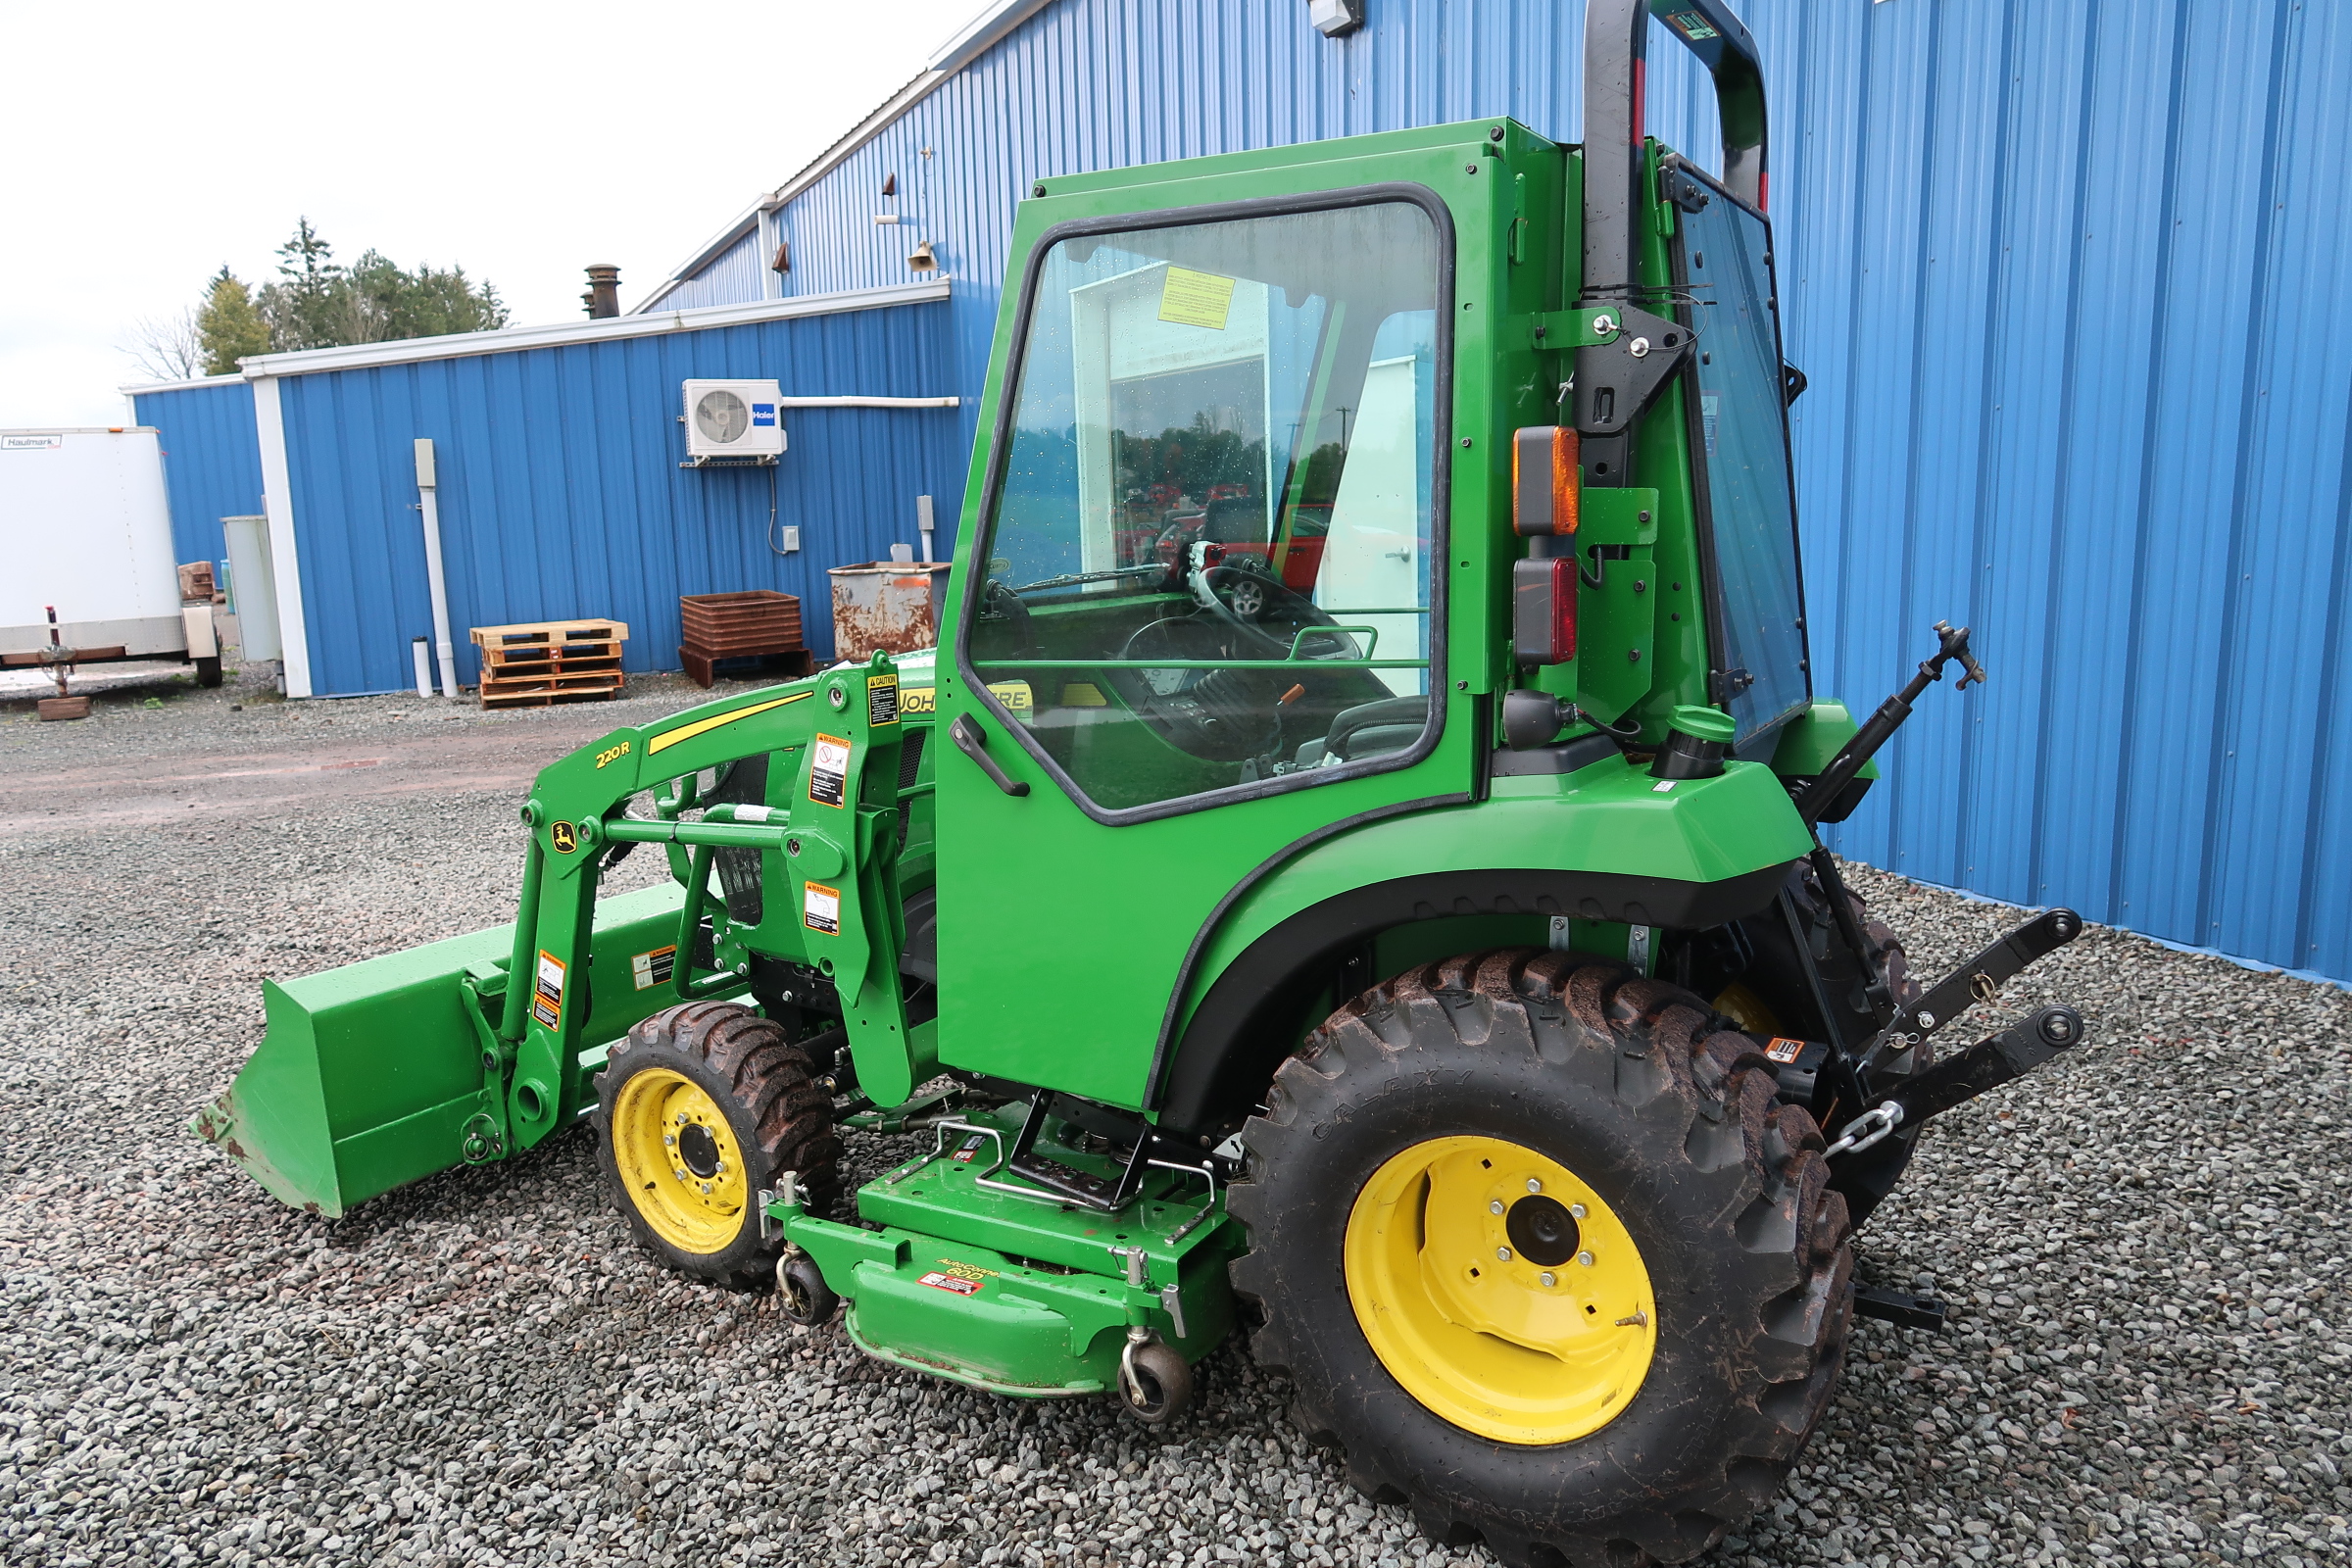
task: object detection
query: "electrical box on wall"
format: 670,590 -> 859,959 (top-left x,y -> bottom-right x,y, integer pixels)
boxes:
682,379 -> 785,462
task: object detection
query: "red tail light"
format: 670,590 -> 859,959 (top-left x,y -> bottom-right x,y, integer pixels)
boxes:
1511,554 -> 1577,665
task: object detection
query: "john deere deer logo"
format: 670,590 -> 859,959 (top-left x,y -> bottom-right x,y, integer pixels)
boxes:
550,821 -> 578,855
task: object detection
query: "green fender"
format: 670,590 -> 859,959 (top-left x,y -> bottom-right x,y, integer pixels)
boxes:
1147,752 -> 1815,1132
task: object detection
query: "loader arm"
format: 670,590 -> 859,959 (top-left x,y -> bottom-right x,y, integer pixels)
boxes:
497,656 -> 926,1156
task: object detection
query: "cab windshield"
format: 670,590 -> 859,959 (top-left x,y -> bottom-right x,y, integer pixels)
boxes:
965,200 -> 1444,813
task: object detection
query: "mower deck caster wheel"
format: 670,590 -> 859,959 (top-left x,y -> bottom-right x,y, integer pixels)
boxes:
777,1252 -> 837,1328
1118,1332 -> 1192,1424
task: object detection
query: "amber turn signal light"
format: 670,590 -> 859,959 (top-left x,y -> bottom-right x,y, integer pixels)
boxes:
1512,425 -> 1579,537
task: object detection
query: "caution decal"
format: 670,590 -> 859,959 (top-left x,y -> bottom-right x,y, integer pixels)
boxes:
803,880 -> 841,936
866,672 -> 900,726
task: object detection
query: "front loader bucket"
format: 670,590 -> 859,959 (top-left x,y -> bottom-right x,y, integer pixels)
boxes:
194,882 -> 712,1217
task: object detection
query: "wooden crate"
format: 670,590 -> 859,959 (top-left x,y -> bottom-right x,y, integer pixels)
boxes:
470,617 -> 629,708
679,592 -> 807,689
177,561 -> 218,605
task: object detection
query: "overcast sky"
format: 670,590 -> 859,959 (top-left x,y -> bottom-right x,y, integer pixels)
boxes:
0,0 -> 987,428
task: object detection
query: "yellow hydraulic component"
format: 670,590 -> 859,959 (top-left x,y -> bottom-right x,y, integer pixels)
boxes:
609,1067 -> 750,1253
1344,1135 -> 1656,1446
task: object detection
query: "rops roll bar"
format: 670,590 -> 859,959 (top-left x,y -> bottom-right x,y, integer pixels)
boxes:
1574,0 -> 1769,486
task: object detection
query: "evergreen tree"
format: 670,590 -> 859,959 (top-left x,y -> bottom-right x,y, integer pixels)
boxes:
253,220 -> 508,352
196,269 -> 270,374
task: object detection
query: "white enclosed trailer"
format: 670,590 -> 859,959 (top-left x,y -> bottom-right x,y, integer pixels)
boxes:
1,427 -> 220,684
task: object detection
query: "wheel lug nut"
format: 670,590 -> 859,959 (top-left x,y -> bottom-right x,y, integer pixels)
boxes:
1577,1250 -> 1595,1267
700,1182 -> 712,1194
1496,1247 -> 1512,1262
1526,1178 -> 1542,1194
1541,1272 -> 1557,1288
1489,1200 -> 1503,1215
663,1134 -> 676,1147
1569,1203 -> 1588,1219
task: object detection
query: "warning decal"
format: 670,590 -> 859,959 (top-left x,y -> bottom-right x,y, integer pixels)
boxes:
917,1271 -> 981,1298
1765,1037 -> 1806,1065
866,673 -> 901,726
532,950 -> 566,1030
803,880 -> 841,936
630,945 -> 677,992
808,733 -> 851,807
1157,267 -> 1237,330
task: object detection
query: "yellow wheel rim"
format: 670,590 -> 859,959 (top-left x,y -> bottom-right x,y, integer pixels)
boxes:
1711,981 -> 1783,1034
610,1066 -> 750,1254
1344,1135 -> 1657,1446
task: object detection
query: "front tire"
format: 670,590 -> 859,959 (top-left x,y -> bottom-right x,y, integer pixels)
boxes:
595,1001 -> 840,1289
1229,951 -> 1852,1568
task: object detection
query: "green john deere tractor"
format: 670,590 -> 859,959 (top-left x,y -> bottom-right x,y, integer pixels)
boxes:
196,3 -> 2089,1560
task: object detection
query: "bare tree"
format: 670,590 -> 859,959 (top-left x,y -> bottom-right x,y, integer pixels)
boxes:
122,306 -> 206,381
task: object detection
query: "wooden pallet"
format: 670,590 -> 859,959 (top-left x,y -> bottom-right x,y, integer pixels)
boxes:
478,671 -> 627,710
470,617 -> 630,708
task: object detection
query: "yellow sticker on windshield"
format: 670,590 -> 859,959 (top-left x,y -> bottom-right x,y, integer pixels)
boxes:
1158,267 -> 1236,330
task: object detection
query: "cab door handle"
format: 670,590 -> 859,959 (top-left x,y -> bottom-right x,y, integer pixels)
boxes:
949,714 -> 1029,797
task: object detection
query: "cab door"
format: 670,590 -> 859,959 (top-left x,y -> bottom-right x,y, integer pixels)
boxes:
931,192 -> 1459,1110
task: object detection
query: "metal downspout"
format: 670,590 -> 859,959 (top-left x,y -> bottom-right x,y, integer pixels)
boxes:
414,437 -> 461,700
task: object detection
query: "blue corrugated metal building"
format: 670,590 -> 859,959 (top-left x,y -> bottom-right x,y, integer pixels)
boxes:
139,375 -> 263,568
129,286 -> 965,698
125,0 -> 2352,987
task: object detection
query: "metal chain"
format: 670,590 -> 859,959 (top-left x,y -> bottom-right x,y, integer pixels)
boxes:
1825,1100 -> 1905,1159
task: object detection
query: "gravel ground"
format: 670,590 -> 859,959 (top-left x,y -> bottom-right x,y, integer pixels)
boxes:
2,662 -> 2347,1568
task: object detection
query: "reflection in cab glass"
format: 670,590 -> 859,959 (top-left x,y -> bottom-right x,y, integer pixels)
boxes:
968,203 -> 1442,811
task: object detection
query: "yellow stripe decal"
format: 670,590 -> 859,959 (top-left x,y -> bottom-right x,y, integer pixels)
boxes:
646,692 -> 810,756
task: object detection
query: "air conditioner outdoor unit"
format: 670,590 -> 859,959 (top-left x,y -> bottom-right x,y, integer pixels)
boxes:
682,379 -> 786,460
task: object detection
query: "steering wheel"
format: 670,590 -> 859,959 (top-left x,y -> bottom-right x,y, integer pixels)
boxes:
1184,543 -> 1358,661
1114,615 -> 1283,762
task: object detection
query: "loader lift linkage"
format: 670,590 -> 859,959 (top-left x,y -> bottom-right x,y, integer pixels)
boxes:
199,3 -> 2099,1561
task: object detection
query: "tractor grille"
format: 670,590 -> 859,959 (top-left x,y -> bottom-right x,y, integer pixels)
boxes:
897,728 -> 927,847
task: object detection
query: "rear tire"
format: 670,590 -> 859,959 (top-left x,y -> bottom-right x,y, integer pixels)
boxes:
595,1001 -> 840,1289
194,656 -> 222,688
1793,871 -> 1929,1225
1230,951 -> 1852,1568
